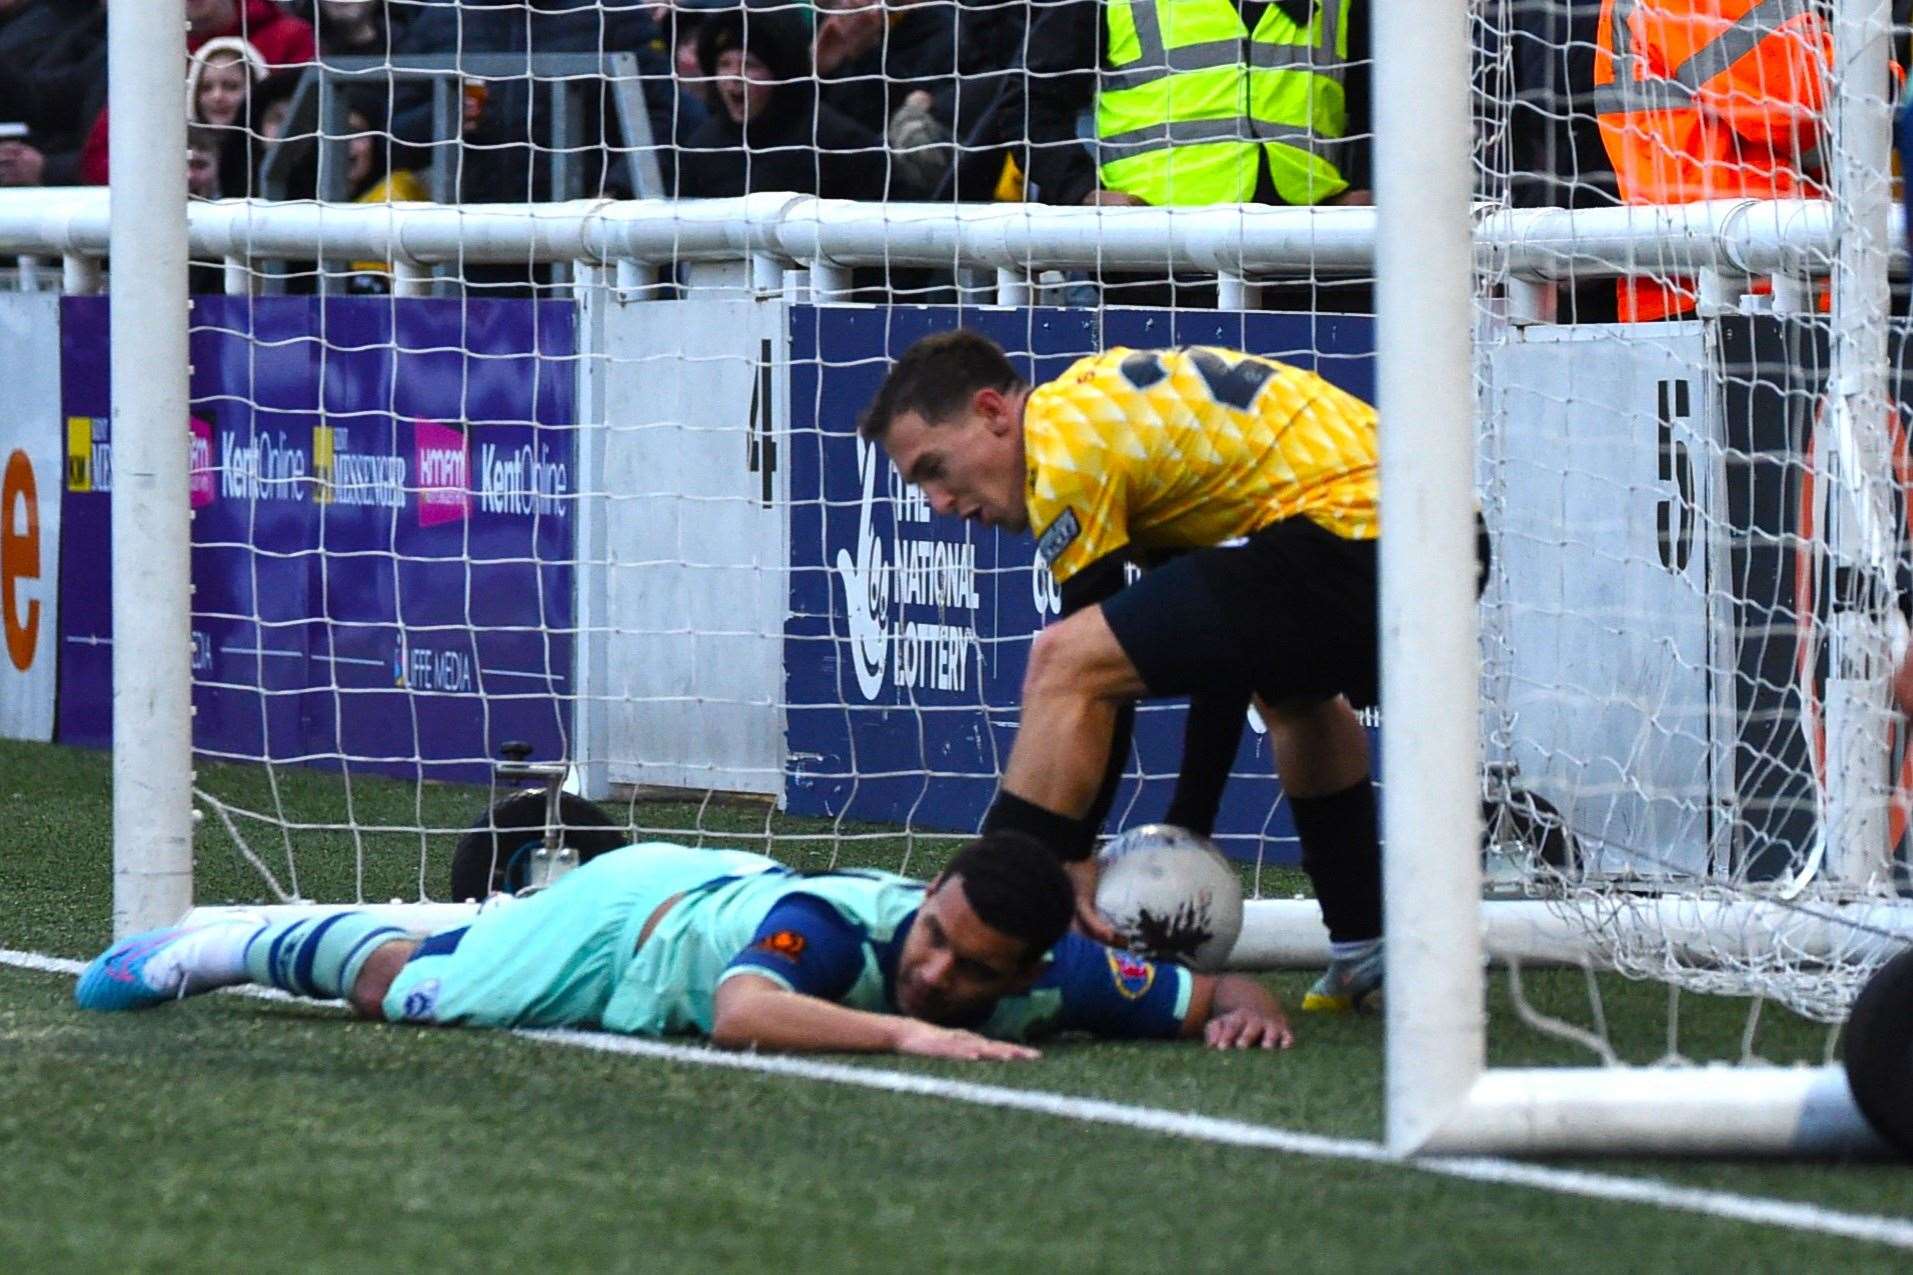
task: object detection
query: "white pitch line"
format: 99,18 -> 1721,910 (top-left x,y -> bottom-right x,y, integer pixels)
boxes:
5,947 -> 1910,1250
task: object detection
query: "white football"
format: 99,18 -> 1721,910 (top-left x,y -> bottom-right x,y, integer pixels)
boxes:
1094,824 -> 1244,972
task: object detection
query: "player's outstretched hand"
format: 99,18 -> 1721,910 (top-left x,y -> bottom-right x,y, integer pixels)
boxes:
895,1020 -> 1041,1062
1203,1007 -> 1294,1051
1063,858 -> 1121,945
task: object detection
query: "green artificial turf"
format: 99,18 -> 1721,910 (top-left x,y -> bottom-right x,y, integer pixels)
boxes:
2,737 -> 1909,1271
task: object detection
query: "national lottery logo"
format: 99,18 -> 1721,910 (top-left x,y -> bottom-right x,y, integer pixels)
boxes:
835,437 -> 893,700
832,437 -> 981,701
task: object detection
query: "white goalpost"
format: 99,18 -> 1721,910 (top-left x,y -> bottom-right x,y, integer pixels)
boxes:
107,0 -> 194,937
8,0 -> 1907,1160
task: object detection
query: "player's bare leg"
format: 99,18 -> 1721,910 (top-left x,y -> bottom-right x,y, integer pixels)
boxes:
348,939 -> 420,1018
1259,694 -> 1383,1012
996,605 -> 1148,938
1001,606 -> 1147,813
1256,693 -> 1370,796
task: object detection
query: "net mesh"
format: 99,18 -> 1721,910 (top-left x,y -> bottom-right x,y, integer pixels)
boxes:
46,0 -> 1911,1054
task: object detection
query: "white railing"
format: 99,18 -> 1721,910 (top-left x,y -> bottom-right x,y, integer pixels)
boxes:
0,189 -> 1902,306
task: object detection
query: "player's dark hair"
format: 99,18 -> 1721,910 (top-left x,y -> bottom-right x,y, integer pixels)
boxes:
942,832 -> 1075,962
858,329 -> 1026,440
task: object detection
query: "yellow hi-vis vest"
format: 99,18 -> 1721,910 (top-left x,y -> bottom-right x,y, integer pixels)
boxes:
1096,0 -> 1351,206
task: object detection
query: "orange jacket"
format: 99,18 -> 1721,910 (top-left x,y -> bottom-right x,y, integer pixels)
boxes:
1594,0 -> 1831,319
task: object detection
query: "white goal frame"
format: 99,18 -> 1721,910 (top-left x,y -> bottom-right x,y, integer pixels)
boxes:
42,0 -> 1907,1160
1373,0 -> 1894,1157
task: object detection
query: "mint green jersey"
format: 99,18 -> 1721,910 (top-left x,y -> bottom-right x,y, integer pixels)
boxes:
382,843 -> 1193,1043
602,854 -> 924,1036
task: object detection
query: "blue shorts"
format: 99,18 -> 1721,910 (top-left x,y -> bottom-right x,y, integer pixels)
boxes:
381,844 -> 764,1029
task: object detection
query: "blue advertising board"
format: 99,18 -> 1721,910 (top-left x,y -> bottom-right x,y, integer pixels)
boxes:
58,296 -> 578,784
785,306 -> 1378,862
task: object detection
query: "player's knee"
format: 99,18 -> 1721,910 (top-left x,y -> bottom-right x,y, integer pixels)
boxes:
1023,622 -> 1089,701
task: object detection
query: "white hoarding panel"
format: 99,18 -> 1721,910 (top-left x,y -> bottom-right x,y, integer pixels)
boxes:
595,296 -> 787,796
1484,324 -> 1726,878
0,293 -> 62,742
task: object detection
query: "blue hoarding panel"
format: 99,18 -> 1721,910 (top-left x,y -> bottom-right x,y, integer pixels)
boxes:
58,296 -> 577,784
785,306 -> 1377,862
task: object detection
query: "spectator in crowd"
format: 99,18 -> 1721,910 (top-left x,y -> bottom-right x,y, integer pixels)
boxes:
81,0 -> 316,184
810,0 -> 958,199
189,35 -> 270,197
1004,0 -> 1369,306
1593,0 -> 1829,321
674,2 -> 910,199
805,0 -> 1038,202
652,0 -> 722,140
1021,0 -> 1370,210
306,0 -> 400,58
186,123 -> 225,198
0,0 -> 106,187
1500,0 -> 1620,322
191,0 -> 318,65
387,0 -> 676,202
345,101 -> 428,202
190,37 -> 269,128
927,0 -> 1047,201
342,100 -> 430,289
252,68 -> 308,144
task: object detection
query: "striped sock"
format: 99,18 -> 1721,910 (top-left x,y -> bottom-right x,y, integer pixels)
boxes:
242,913 -> 408,1001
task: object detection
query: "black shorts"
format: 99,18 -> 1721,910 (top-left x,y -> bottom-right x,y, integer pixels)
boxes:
1100,518 -> 1380,709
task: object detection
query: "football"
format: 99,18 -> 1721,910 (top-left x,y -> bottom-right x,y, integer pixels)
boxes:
1093,824 -> 1244,972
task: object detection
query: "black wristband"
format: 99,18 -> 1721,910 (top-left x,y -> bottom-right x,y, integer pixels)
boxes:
982,791 -> 1096,863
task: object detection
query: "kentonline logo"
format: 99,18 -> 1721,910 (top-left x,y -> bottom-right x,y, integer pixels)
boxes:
221,429 -> 308,502
476,440 -> 569,518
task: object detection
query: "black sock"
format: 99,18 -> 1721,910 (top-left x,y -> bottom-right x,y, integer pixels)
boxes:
983,791 -> 1096,863
1290,779 -> 1382,944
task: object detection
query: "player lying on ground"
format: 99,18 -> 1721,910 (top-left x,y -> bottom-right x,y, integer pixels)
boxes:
861,331 -> 1386,1011
76,833 -> 1292,1060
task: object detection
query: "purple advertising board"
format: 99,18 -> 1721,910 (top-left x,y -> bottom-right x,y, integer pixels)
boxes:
58,296 -> 578,784
784,306 -> 1378,862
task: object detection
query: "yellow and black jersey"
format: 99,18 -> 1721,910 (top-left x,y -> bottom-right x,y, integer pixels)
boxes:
1021,346 -> 1379,584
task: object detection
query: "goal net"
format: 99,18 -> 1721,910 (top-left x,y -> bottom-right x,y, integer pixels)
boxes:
0,0 -> 1906,1156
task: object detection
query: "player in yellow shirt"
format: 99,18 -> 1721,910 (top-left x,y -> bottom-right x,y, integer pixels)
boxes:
859,329 -> 1385,1012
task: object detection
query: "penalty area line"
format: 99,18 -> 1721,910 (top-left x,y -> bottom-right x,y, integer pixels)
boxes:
7,946 -> 1911,1250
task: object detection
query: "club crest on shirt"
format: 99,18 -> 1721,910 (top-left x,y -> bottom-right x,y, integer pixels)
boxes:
1035,508 -> 1081,566
1105,950 -> 1156,1000
754,930 -> 807,962
400,979 -> 441,1022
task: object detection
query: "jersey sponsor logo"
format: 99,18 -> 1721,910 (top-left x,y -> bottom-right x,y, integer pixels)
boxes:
754,930 -> 807,962
1035,507 -> 1080,567
1105,949 -> 1156,1000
